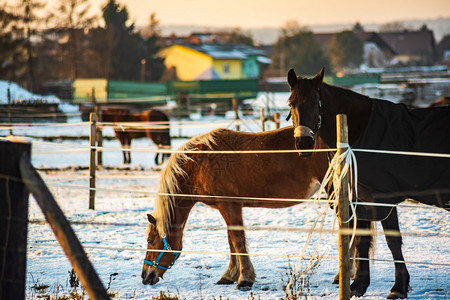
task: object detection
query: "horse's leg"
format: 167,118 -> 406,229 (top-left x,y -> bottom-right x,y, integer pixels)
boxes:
217,204 -> 255,290
381,208 -> 410,299
122,145 -> 130,164
350,219 -> 372,297
125,139 -> 131,164
116,133 -> 128,164
216,232 -> 239,285
122,148 -> 127,164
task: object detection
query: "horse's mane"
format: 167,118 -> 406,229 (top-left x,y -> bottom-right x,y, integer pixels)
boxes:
322,82 -> 370,101
151,129 -> 219,236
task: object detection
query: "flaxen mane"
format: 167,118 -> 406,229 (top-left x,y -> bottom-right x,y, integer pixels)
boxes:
150,129 -> 220,236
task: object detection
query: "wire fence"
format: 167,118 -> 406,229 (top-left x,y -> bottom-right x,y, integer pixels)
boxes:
2,118 -> 449,271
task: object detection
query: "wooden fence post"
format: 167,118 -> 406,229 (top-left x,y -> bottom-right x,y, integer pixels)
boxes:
260,108 -> 265,132
7,87 -> 12,135
91,88 -> 103,166
0,138 -> 31,300
96,106 -> 103,166
19,153 -> 109,300
232,98 -> 240,131
336,114 -> 351,300
274,112 -> 280,129
89,113 -> 96,210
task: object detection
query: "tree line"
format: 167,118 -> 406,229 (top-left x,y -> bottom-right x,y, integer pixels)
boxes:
0,0 -> 165,93
0,0 -> 366,95
268,21 -> 365,77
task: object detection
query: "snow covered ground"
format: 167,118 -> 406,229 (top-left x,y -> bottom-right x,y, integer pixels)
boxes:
0,81 -> 60,104
1,113 -> 448,299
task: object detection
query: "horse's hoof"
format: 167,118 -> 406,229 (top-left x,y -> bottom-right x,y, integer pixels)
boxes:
332,273 -> 339,284
350,284 -> 367,297
236,281 -> 253,291
387,291 -> 407,299
350,289 -> 365,298
350,279 -> 369,297
216,278 -> 235,285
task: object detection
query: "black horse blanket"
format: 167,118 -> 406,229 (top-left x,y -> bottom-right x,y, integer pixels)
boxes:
353,99 -> 450,209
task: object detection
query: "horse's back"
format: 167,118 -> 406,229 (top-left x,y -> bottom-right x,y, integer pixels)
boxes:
354,100 -> 450,206
170,127 -> 329,207
141,109 -> 169,122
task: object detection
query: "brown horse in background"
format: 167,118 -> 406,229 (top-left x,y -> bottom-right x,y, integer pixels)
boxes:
102,108 -> 171,165
141,126 -> 334,289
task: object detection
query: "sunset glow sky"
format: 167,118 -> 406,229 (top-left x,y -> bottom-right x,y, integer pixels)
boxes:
80,0 -> 450,28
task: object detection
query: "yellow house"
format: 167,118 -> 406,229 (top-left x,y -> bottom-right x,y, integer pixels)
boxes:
159,44 -> 247,80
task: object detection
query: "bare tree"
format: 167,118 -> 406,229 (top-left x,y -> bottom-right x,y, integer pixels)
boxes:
20,0 -> 47,92
0,2 -> 24,82
379,22 -> 409,32
48,0 -> 97,79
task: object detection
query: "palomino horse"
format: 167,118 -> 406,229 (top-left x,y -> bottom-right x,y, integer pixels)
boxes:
141,126 -> 332,289
102,108 -> 171,165
286,68 -> 450,299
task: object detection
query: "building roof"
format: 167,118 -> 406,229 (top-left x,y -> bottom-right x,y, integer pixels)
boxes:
378,28 -> 436,56
182,43 -> 271,63
436,34 -> 450,62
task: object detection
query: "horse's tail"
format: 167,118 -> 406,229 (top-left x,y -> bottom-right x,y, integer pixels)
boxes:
153,129 -> 218,235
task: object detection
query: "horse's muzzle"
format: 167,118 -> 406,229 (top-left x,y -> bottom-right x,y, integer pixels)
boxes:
142,268 -> 160,285
295,137 -> 314,157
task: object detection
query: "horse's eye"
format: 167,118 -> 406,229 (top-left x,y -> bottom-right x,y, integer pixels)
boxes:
147,239 -> 154,245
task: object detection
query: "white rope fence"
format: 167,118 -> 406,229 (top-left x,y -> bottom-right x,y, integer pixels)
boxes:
26,242 -> 450,268
24,138 -> 449,277
2,120 -> 449,284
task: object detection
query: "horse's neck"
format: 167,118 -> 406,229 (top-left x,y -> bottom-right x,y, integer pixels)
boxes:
168,202 -> 194,250
320,84 -> 372,146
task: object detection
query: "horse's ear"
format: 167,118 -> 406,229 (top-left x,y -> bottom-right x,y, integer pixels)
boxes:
287,68 -> 297,88
312,67 -> 325,89
147,214 -> 156,225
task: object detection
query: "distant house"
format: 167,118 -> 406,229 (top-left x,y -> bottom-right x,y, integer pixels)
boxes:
435,34 -> 450,66
314,31 -> 396,68
378,26 -> 436,66
159,43 -> 271,80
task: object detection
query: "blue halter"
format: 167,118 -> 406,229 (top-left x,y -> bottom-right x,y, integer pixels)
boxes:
143,235 -> 180,270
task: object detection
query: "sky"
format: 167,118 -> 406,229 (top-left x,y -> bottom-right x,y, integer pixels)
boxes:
80,0 -> 450,28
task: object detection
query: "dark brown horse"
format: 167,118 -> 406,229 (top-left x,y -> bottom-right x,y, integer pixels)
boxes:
286,68 -> 450,299
102,108 -> 171,165
141,126 -> 333,290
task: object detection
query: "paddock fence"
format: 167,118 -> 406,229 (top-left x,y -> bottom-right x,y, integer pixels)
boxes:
0,111 -> 449,299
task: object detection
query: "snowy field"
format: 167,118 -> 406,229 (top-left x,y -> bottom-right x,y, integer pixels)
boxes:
1,108 -> 449,300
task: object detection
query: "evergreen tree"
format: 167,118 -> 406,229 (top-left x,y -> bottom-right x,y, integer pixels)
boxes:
271,27 -> 330,76
327,30 -> 364,71
102,0 -> 143,80
141,12 -> 165,82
